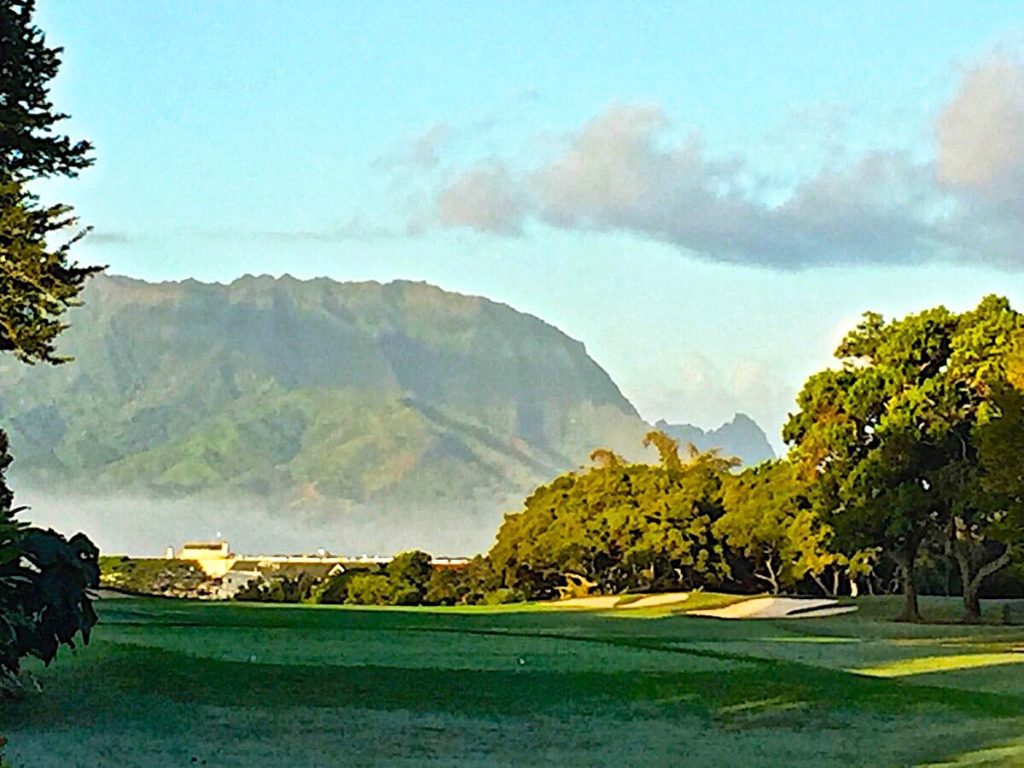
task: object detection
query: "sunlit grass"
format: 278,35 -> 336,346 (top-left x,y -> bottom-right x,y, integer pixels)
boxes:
855,652 -> 1024,678
921,739 -> 1024,767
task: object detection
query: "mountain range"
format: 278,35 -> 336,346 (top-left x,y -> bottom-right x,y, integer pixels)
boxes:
1,274 -> 774,554
654,415 -> 775,466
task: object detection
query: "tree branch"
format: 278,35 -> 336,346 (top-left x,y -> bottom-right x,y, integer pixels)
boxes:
968,546 -> 1013,593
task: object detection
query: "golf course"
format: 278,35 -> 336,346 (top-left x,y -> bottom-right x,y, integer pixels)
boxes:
3,594 -> 1024,767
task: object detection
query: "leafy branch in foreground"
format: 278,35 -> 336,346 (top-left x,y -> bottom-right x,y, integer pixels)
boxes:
0,433 -> 99,692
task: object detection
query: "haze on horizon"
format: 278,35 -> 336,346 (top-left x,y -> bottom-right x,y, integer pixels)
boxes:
35,0 -> 1024,451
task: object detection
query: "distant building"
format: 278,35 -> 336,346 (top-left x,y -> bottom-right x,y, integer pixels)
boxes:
177,541 -> 234,578
217,559 -> 346,599
219,561 -> 264,597
167,539 -> 471,594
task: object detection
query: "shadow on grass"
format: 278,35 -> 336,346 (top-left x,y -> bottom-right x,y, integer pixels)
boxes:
5,598 -> 1024,767
6,633 -> 1023,731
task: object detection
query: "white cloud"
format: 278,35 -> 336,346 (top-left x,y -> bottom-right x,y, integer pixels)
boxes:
86,231 -> 134,245
435,163 -> 526,235
429,103 -> 942,268
532,105 -> 711,229
936,54 -> 1024,199
418,51 -> 1024,270
933,53 -> 1024,266
15,488 -> 502,556
377,121 -> 454,171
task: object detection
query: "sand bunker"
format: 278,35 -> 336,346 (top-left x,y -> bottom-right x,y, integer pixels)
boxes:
689,596 -> 857,620
538,593 -> 857,619
550,596 -> 623,609
620,592 -> 691,609
551,592 -> 693,610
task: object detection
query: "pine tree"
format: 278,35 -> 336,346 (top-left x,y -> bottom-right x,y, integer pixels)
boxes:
0,0 -> 100,687
1,0 -> 102,364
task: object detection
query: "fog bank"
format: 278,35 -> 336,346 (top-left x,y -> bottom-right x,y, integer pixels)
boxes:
11,487 -> 503,558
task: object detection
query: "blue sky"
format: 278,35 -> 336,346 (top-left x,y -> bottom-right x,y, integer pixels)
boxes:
37,0 -> 1024,450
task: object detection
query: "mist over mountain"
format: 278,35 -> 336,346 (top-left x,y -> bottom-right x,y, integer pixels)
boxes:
1,274 -> 653,554
1,274 -> 775,555
653,414 -> 775,466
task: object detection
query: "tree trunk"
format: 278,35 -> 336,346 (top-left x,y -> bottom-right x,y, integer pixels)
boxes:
955,543 -> 1012,624
962,583 -> 982,624
892,550 -> 922,623
810,573 -> 828,596
756,553 -> 779,594
766,554 -> 779,594
953,544 -> 979,623
810,570 -> 837,597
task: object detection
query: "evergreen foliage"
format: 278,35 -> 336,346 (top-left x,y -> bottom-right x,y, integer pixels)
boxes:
0,430 -> 99,686
0,0 -> 101,687
235,572 -> 320,604
0,0 -> 102,365
485,295 -> 1024,622
716,460 -> 844,595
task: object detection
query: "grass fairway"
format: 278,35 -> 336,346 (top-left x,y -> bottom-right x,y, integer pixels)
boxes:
3,596 -> 1024,767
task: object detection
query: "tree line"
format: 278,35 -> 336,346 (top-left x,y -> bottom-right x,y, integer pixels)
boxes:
491,295 -> 1024,623
232,550 -> 504,607
285,295 -> 1024,625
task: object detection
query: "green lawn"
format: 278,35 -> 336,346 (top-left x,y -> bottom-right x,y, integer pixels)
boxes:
3,596 -> 1024,767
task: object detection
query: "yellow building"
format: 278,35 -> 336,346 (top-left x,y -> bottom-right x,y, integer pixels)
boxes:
177,541 -> 235,578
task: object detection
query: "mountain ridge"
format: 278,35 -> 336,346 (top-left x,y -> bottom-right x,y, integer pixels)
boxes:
654,414 -> 775,466
2,273 -> 773,553
3,274 -> 646,551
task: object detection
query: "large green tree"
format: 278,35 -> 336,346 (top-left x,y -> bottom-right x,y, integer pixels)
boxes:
716,460 -> 842,595
0,0 -> 101,686
784,297 -> 1023,622
968,332 -> 1024,616
385,550 -> 434,605
488,432 -> 735,598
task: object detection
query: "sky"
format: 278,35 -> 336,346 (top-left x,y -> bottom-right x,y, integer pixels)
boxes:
34,0 -> 1024,451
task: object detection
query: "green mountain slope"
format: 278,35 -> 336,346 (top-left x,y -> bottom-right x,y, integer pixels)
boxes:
0,274 -> 651,551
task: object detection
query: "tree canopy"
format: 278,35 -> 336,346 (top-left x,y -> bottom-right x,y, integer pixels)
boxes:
784,296 -> 1024,622
715,460 -> 841,595
488,434 -> 736,599
480,296 -> 1024,623
0,0 -> 101,688
0,0 -> 102,365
